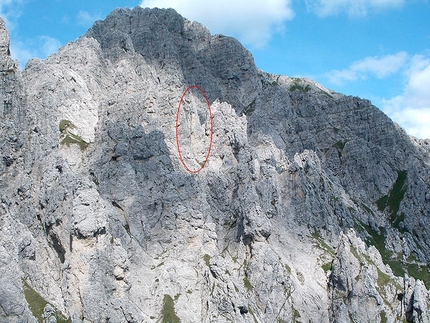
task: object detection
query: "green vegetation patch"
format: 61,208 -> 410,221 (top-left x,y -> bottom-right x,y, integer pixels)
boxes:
243,275 -> 253,291
355,220 -> 430,289
361,224 -> 390,262
204,254 -> 211,267
349,245 -> 364,263
123,223 -> 130,235
23,279 -> 71,323
290,80 -> 311,93
151,262 -> 165,270
296,271 -> 305,284
376,195 -> 388,212
243,98 -> 257,116
292,306 -> 301,321
376,170 -> 407,229
322,262 -> 332,274
248,306 -> 259,323
392,213 -> 405,232
60,133 -> 89,151
356,222 -> 405,277
160,294 -> 180,323
333,140 -> 347,158
333,140 -> 346,151
312,231 -> 335,256
377,268 -> 393,288
59,119 -> 75,133
59,119 -> 89,151
23,279 -> 47,322
405,263 -> 430,288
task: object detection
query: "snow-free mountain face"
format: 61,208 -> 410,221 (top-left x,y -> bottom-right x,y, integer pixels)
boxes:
1,7 -> 430,323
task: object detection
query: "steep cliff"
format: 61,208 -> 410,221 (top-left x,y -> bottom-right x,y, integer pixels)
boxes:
1,7 -> 430,323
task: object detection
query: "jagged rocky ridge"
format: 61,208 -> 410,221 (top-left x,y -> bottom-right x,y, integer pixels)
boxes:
1,7 -> 430,323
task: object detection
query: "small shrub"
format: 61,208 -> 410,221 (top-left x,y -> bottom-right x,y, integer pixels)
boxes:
243,99 -> 256,116
333,141 -> 346,151
292,306 -> 301,321
322,262 -> 332,273
296,271 -> 305,284
243,275 -> 253,291
59,120 -> 75,133
290,81 -> 311,93
204,254 -> 211,267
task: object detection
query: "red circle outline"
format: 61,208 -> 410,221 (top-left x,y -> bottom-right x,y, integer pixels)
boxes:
175,86 -> 213,174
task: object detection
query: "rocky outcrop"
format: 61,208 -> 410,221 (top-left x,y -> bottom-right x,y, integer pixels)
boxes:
0,7 -> 429,322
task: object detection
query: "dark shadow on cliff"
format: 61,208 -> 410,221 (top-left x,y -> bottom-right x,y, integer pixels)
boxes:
85,6 -> 260,112
91,121 -> 199,248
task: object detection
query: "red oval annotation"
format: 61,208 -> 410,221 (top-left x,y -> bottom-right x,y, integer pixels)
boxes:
175,86 -> 213,174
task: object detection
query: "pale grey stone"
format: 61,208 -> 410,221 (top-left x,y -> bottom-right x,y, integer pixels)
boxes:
0,7 -> 429,323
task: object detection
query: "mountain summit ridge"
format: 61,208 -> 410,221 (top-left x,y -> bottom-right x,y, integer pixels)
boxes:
1,7 -> 430,322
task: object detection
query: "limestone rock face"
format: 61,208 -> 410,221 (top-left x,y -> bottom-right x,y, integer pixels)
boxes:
1,8 -> 430,323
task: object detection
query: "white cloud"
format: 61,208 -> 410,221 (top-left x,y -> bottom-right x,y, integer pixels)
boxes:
10,35 -> 61,68
306,0 -> 404,16
1,0 -> 60,67
0,0 -> 24,29
140,0 -> 295,48
9,40 -> 34,66
0,0 -> 13,12
381,55 -> 430,139
77,10 -> 102,27
324,52 -> 430,139
326,52 -> 408,85
390,106 -> 430,139
39,35 -> 61,57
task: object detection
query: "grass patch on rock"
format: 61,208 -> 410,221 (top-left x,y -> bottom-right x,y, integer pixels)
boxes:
59,119 -> 89,151
59,119 -> 75,133
23,279 -> 47,322
322,262 -> 332,274
405,263 -> 430,288
355,220 -> 430,289
312,231 -> 335,256
22,279 -> 71,323
60,133 -> 89,151
204,254 -> 211,267
161,294 -> 180,323
290,80 -> 311,93
376,170 -> 407,231
243,275 -> 253,291
243,98 -> 256,116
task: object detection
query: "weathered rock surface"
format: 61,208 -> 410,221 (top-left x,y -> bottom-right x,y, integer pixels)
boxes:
1,7 -> 430,323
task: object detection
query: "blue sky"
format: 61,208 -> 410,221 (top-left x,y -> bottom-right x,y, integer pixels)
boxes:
1,0 -> 429,138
